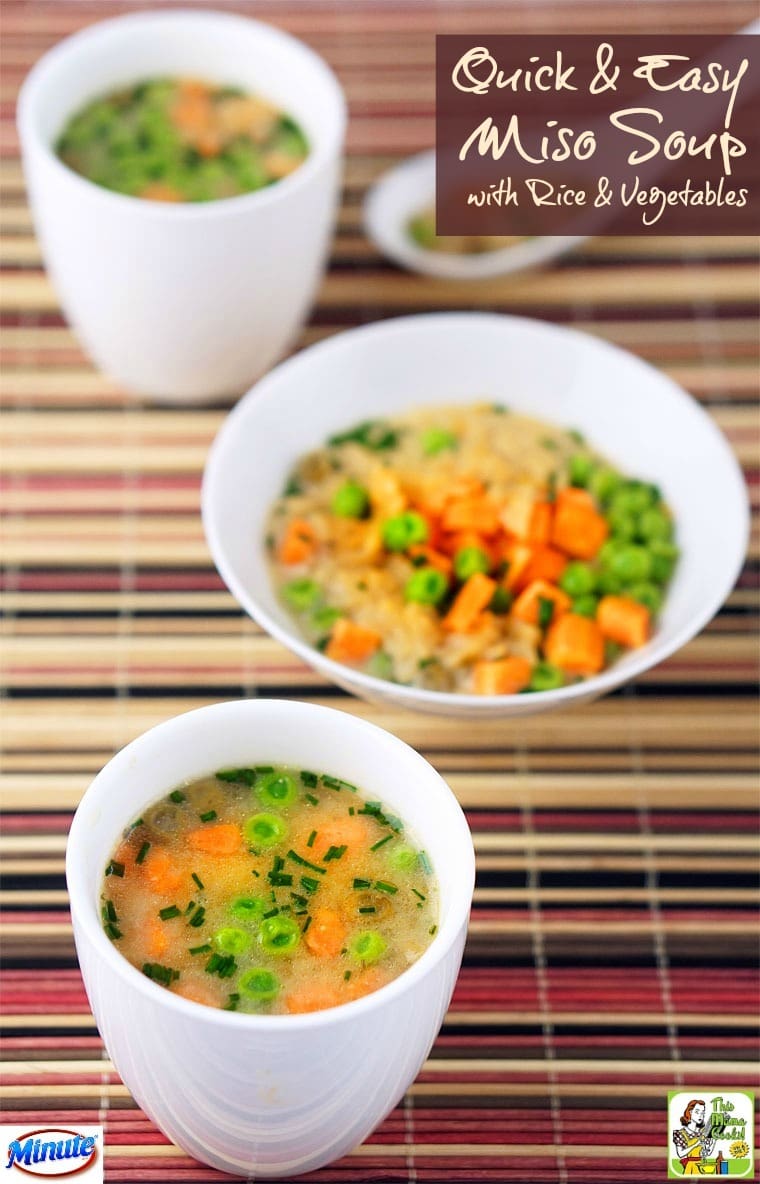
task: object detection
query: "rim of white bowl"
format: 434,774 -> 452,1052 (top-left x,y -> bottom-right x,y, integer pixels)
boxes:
202,312 -> 750,712
363,149 -> 586,280
66,698 -> 475,1029
17,9 -> 347,220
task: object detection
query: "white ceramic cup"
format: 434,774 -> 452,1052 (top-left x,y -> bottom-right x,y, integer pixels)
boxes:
17,11 -> 346,403
66,699 -> 474,1177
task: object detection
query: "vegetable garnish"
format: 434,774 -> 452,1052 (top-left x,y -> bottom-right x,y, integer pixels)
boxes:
135,841 -> 151,864
169,790 -> 186,803
374,881 -> 398,895
188,944 -> 212,955
370,834 -> 393,852
306,830 -> 317,848
267,856 -> 293,888
240,968 -> 280,1001
159,905 -> 181,921
205,953 -> 237,979
304,793 -> 319,806
323,845 -> 347,862
353,878 -> 371,889
105,860 -> 125,877
411,889 -> 427,902
223,993 -> 240,1011
287,849 -> 326,874
419,851 -> 433,874
321,775 -> 358,793
216,768 -> 257,786
191,872 -> 204,891
187,905 -> 206,929
199,810 -> 217,822
300,875 -> 320,895
300,770 -> 319,787
142,962 -> 179,985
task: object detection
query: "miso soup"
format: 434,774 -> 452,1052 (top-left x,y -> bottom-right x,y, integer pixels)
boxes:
101,764 -> 438,1014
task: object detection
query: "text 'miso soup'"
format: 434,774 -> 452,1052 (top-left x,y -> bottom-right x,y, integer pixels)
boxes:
56,79 -> 309,203
101,765 -> 437,1014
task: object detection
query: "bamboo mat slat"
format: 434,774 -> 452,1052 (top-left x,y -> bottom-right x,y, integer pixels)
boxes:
1,2 -> 759,1183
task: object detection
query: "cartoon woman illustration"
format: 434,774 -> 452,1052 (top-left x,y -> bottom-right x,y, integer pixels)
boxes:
672,1099 -> 726,1175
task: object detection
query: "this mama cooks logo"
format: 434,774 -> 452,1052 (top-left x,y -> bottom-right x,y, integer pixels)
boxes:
1,1127 -> 102,1180
668,1091 -> 754,1178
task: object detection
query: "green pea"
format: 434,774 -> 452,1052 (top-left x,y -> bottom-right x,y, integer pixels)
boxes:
367,650 -> 394,680
311,605 -> 343,632
258,915 -> 300,955
239,967 -> 280,1002
559,561 -> 596,598
609,481 -> 659,517
331,480 -> 369,518
282,578 -> 322,612
349,930 -> 387,964
244,813 -> 288,848
588,466 -> 622,506
422,427 -> 458,456
637,506 -> 674,543
387,845 -> 418,872
404,567 -> 449,606
382,511 -> 429,552
568,454 -> 594,488
453,546 -> 491,581
528,662 -> 565,692
213,927 -> 251,956
606,507 -> 638,541
258,773 -> 298,810
229,896 -> 266,925
649,540 -> 680,584
572,595 -> 599,619
597,570 -> 623,595
608,545 -> 653,585
628,582 -> 664,614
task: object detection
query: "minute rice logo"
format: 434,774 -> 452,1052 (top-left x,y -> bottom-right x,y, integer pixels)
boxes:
3,1128 -> 100,1178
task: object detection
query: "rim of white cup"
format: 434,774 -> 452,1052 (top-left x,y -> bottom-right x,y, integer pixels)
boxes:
17,9 -> 347,220
66,698 -> 475,1029
202,311 -> 750,711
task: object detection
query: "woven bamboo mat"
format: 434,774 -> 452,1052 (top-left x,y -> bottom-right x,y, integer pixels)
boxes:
1,2 -> 759,1181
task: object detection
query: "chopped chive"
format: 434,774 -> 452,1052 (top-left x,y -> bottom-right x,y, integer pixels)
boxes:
323,844 -> 347,862
255,765 -> 274,774
189,943 -> 211,955
104,923 -> 122,940
411,888 -> 427,902
348,806 -> 355,816
300,875 -> 319,894
353,878 -> 371,889
302,916 -> 312,934
159,905 -> 181,921
251,868 -> 260,878
142,962 -> 179,985
216,767 -> 256,786
105,860 -> 124,878
169,790 -> 185,803
287,849 -> 326,874
300,770 -> 318,788
419,850 -> 433,875
359,906 -> 376,914
191,872 -> 204,891
205,952 -> 237,979
306,830 -> 317,848
304,793 -> 319,806
188,905 -> 206,928
344,970 -> 352,981
321,775 -> 357,793
429,925 -> 438,935
199,809 -> 217,822
135,840 -> 150,865
102,900 -> 117,923
370,834 -> 393,852
263,907 -> 279,919
223,993 -> 240,1011
290,893 -> 308,908
374,880 -> 398,895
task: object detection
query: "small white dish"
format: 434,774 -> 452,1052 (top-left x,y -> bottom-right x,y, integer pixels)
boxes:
67,698 -> 474,1177
202,312 -> 749,719
363,149 -> 584,279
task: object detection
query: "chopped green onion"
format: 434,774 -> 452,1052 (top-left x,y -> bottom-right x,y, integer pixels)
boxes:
411,888 -> 427,902
374,880 -> 398,895
287,849 -> 326,874
370,834 -> 393,852
321,775 -> 357,792
199,809 -> 217,822
306,830 -> 317,848
188,905 -> 206,929
216,767 -> 257,786
205,952 -> 237,978
300,875 -> 320,894
223,993 -> 240,1011
142,962 -> 179,985
104,923 -> 122,941
191,872 -> 204,891
105,860 -> 124,878
353,878 -> 371,889
304,793 -> 319,806
429,925 -> 438,936
323,844 -> 347,862
300,771 -> 319,788
169,790 -> 185,803
358,906 -> 376,914
419,850 -> 433,874
344,970 -> 352,981
135,841 -> 150,864
189,943 -> 211,955
159,905 -> 181,921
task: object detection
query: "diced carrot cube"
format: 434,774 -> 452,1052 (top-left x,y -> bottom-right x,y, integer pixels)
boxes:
442,572 -> 497,633
325,618 -> 382,664
305,908 -> 346,958
141,849 -> 184,896
597,595 -> 651,648
544,613 -> 605,674
551,490 -> 608,559
502,542 -> 534,591
472,656 -> 533,695
512,579 -> 571,626
441,496 -> 501,536
277,518 -> 317,565
528,501 -> 554,544
187,823 -> 241,856
513,545 -> 567,591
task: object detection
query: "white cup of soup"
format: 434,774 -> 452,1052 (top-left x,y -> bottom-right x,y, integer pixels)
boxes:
66,699 -> 475,1177
17,11 -> 346,402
